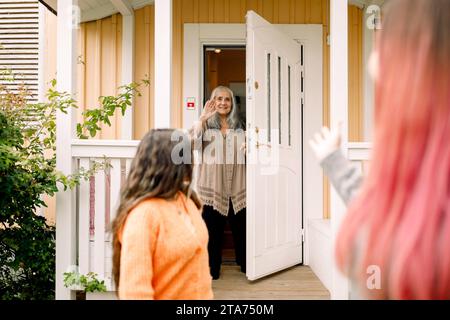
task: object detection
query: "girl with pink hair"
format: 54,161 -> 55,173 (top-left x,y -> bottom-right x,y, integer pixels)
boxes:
311,0 -> 450,299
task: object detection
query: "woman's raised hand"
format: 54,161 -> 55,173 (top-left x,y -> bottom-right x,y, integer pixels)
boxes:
309,122 -> 342,163
200,100 -> 217,122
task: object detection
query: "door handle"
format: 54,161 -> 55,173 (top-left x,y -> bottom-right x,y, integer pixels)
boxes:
256,141 -> 271,149
255,126 -> 271,149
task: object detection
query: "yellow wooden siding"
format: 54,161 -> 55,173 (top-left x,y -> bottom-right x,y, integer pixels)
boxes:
133,5 -> 155,140
348,5 -> 363,142
42,9 -> 57,225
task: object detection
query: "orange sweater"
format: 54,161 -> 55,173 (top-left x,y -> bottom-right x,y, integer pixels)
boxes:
118,192 -> 213,300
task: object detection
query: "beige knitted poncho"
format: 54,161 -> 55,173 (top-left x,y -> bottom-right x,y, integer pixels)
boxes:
190,122 -> 246,216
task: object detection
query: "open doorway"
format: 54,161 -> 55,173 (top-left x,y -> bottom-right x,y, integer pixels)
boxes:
184,22 -> 322,283
203,45 -> 246,264
204,45 -> 246,124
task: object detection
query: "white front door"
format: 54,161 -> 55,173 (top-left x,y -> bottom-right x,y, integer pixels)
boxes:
246,11 -> 303,280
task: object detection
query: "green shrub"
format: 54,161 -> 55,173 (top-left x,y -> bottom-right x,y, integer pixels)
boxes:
0,89 -> 58,300
0,77 -> 148,299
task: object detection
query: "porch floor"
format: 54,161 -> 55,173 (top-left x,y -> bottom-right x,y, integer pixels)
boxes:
212,265 -> 330,300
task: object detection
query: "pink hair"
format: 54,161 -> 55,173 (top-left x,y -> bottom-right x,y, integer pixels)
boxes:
336,0 -> 450,299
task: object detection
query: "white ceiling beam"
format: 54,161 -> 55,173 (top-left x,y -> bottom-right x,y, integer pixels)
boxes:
110,0 -> 134,16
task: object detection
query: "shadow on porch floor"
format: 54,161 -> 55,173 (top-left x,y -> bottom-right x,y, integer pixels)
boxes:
212,265 -> 330,300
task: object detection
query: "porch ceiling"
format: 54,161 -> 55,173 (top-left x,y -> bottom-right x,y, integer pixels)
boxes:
39,0 -> 154,22
40,0 -> 385,21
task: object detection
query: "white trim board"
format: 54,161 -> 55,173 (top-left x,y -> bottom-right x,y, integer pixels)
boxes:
182,23 -> 323,268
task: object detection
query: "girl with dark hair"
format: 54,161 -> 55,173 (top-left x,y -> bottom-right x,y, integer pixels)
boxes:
111,129 -> 213,299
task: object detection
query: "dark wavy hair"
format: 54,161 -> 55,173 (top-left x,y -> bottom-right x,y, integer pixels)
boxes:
111,128 -> 201,289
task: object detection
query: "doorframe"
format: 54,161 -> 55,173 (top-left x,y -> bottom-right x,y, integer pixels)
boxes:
183,22 -> 323,269
183,24 -> 246,129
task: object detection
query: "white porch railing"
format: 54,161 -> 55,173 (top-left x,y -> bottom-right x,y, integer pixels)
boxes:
68,140 -> 372,293
347,142 -> 372,176
72,139 -> 139,291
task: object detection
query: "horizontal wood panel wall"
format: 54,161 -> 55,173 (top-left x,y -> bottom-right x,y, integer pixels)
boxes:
77,0 -> 363,218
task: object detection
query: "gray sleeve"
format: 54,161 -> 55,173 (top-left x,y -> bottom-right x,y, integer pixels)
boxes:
320,149 -> 363,206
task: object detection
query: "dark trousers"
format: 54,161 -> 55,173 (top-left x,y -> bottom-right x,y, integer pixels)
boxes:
202,201 -> 246,279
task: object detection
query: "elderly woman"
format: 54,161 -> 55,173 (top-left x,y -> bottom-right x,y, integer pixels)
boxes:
191,85 -> 246,280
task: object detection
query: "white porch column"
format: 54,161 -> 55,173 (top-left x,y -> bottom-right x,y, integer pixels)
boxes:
55,0 -> 78,300
330,0 -> 350,300
154,0 -> 172,128
111,0 -> 135,139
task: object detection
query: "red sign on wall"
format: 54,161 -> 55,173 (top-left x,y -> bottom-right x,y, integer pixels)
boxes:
186,97 -> 196,110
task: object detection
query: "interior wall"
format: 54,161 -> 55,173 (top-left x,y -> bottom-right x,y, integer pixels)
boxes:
217,50 -> 246,88
206,51 -> 218,94
205,49 -> 246,99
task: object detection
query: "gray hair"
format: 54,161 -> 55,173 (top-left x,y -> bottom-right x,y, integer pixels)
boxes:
206,86 -> 244,130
